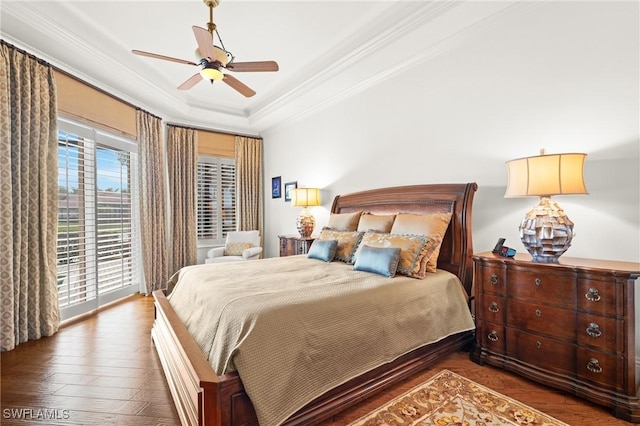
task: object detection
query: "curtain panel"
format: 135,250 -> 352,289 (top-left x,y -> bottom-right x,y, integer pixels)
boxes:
235,136 -> 263,241
136,110 -> 169,294
1,42 -> 60,351
167,125 -> 197,274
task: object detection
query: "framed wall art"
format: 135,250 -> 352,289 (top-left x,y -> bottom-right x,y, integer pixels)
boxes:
272,176 -> 282,199
284,181 -> 297,202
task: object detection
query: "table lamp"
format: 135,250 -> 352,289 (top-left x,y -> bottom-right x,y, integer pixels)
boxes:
291,188 -> 321,238
505,149 -> 588,263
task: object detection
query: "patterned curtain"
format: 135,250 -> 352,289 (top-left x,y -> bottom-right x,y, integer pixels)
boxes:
0,42 -> 60,351
167,125 -> 197,274
235,136 -> 263,239
136,110 -> 169,294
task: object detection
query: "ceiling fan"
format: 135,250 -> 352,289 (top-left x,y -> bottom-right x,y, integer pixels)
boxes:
131,0 -> 278,97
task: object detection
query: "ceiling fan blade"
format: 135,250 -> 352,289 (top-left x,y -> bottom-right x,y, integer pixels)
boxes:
178,73 -> 203,90
226,61 -> 279,72
192,26 -> 216,61
132,49 -> 197,66
222,74 -> 256,97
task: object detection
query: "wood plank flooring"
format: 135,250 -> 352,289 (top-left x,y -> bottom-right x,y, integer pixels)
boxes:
1,294 -> 635,425
1,294 -> 178,425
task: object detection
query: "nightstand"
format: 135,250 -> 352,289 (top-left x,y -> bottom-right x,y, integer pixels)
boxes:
278,234 -> 315,256
470,251 -> 640,422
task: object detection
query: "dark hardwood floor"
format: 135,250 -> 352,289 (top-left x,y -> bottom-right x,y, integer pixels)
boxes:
1,294 -> 178,426
1,294 -> 635,425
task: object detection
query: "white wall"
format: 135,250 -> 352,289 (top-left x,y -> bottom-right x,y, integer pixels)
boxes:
261,1 -> 639,265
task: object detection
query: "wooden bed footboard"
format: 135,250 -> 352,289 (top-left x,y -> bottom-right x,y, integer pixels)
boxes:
153,288 -> 473,426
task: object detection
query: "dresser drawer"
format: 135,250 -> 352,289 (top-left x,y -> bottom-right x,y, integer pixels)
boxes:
577,279 -> 620,316
478,265 -> 506,296
576,347 -> 621,391
577,313 -> 622,353
507,299 -> 576,341
507,266 -> 576,305
506,328 -> 575,376
477,294 -> 506,325
478,320 -> 505,355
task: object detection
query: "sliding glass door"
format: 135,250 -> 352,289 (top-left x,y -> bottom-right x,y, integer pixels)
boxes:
57,118 -> 141,320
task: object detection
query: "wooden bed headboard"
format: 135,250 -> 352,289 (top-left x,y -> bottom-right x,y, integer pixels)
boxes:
330,183 -> 478,295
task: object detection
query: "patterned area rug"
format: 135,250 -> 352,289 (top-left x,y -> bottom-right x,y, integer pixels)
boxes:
348,370 -> 568,426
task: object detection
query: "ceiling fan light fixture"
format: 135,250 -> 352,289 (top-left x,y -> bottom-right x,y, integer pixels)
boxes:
200,66 -> 224,81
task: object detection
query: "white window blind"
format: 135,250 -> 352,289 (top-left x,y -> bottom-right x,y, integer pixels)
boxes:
57,118 -> 140,320
197,156 -> 236,244
57,130 -> 97,309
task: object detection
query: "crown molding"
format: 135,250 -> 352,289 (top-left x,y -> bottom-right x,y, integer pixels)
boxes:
256,0 -> 529,133
249,1 -> 458,126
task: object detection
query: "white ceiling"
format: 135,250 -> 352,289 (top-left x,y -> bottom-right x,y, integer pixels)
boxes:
1,0 -> 519,135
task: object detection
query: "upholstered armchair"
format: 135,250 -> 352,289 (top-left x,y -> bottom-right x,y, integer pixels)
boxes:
205,230 -> 263,263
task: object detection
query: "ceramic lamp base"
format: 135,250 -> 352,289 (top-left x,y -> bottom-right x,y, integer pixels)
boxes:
296,207 -> 315,238
519,196 -> 574,263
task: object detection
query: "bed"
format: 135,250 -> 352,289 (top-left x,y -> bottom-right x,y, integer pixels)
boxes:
152,182 -> 478,426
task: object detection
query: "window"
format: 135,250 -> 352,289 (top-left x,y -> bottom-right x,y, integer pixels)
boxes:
197,156 -> 236,244
57,118 -> 140,320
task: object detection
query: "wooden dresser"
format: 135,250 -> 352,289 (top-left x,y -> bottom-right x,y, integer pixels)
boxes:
471,251 -> 640,422
278,234 -> 315,256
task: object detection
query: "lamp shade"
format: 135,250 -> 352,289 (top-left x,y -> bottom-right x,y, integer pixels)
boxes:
291,188 -> 321,207
505,153 -> 588,198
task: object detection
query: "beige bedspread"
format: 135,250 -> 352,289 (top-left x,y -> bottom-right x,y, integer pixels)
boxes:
168,255 -> 475,426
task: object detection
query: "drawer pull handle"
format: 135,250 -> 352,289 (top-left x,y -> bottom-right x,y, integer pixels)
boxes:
489,274 -> 498,286
488,331 -> 499,342
536,341 -> 542,349
535,309 -> 542,317
586,322 -> 602,338
585,288 -> 601,302
489,302 -> 499,313
535,277 -> 541,286
587,358 -> 603,374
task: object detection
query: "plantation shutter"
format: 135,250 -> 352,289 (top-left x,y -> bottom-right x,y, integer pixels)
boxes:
57,127 -> 97,309
220,161 -> 236,236
197,157 -> 236,244
94,137 -> 138,295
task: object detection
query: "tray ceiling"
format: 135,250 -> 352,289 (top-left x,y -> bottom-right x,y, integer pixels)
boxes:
1,1 -> 519,134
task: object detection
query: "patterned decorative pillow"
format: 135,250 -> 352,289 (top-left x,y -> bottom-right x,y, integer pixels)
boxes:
409,235 -> 443,279
356,214 -> 396,233
307,239 -> 338,262
353,232 -> 430,277
353,245 -> 401,278
224,242 -> 252,256
390,213 -> 452,273
318,228 -> 364,263
327,211 -> 363,231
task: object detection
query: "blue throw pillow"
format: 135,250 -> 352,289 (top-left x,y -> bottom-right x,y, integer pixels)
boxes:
307,239 -> 338,262
353,245 -> 401,277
